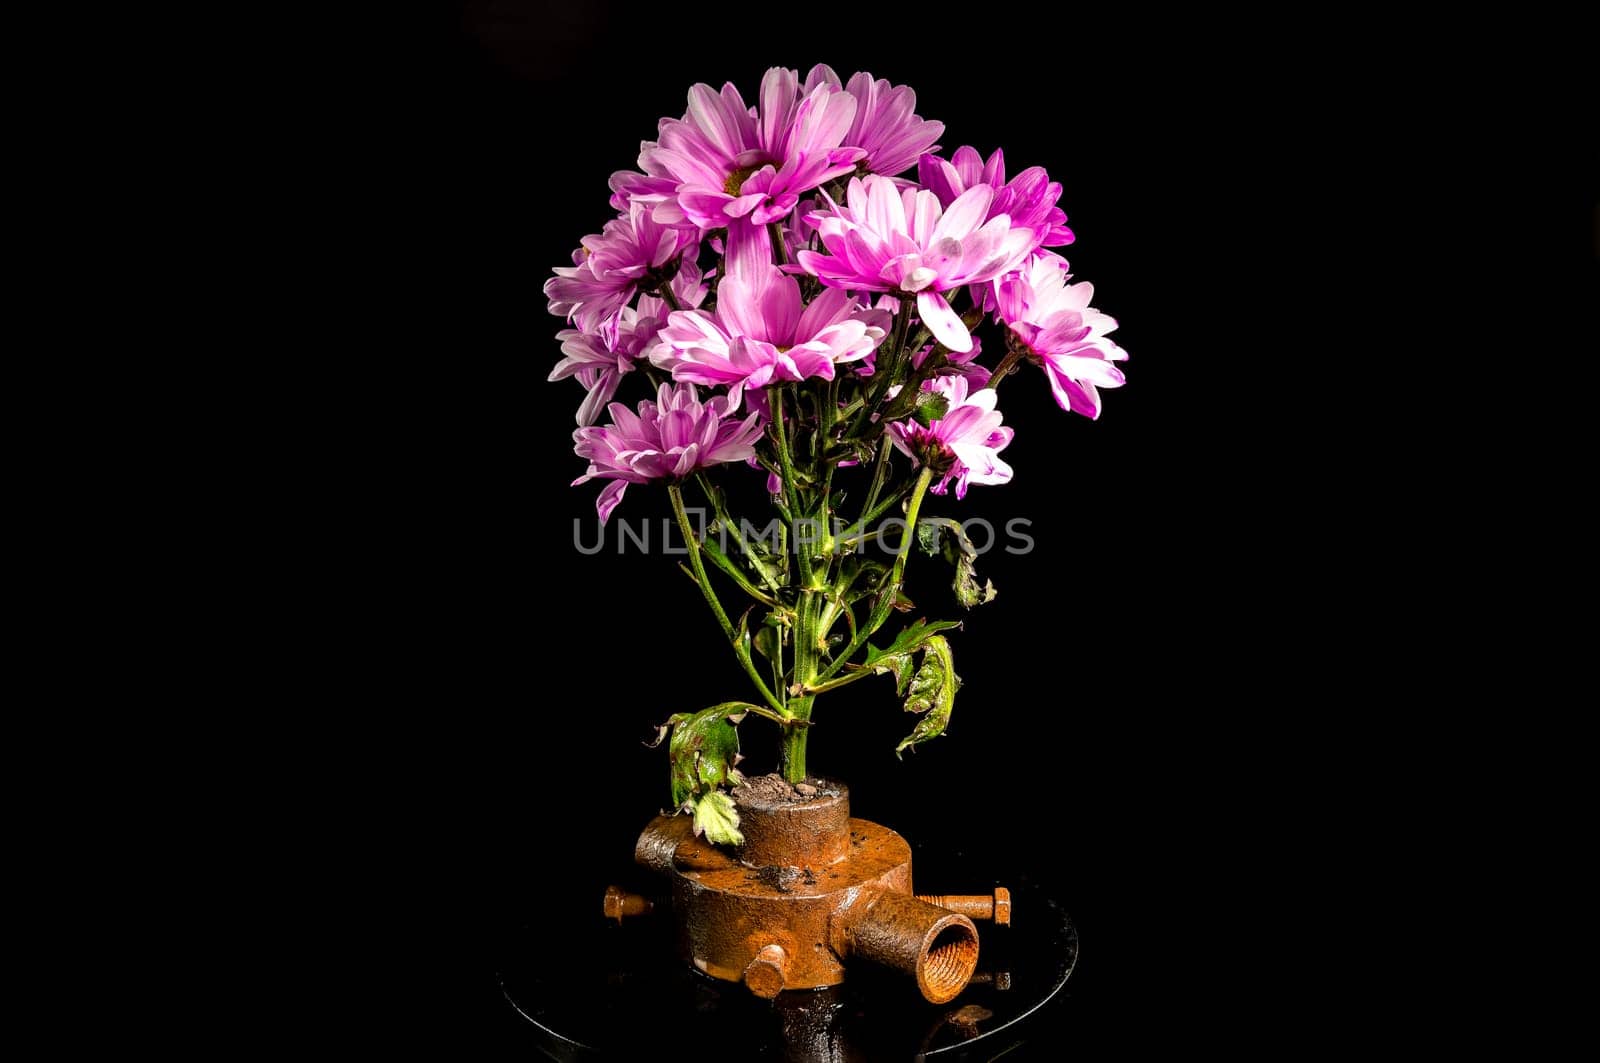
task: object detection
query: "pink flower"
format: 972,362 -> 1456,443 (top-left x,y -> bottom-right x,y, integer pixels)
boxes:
633,68 -> 864,230
797,175 -> 1035,353
886,376 -> 1014,499
801,66 -> 944,177
544,202 -> 699,345
573,382 -> 765,523
995,253 -> 1128,419
918,146 -> 1073,251
650,222 -> 887,409
550,266 -> 708,426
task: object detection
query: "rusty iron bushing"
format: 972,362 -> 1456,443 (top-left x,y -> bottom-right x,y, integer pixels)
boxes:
629,778 -> 982,1003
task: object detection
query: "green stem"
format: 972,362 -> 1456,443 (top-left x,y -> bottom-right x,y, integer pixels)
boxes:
669,484 -> 787,718
816,466 -> 933,682
695,472 -> 780,590
854,480 -> 913,532
699,535 -> 777,606
985,343 -> 1027,391
858,437 -> 893,524
768,222 -> 790,266
817,376 -> 839,507
882,466 -> 933,612
782,589 -> 818,783
846,296 -> 910,438
769,388 -> 801,519
803,666 -> 878,696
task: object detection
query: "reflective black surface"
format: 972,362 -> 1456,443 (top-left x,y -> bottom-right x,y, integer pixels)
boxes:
498,855 -> 1076,1062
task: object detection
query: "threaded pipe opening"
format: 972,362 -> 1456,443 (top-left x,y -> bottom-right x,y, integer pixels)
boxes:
918,919 -> 980,1003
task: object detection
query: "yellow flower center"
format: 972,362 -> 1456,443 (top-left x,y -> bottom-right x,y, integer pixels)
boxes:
724,165 -> 761,197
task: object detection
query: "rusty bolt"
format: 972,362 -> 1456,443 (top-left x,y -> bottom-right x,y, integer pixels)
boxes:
916,887 -> 1012,927
743,944 -> 790,999
602,885 -> 653,924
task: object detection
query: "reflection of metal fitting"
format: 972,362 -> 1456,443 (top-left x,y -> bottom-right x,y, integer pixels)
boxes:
743,944 -> 790,999
602,885 -> 652,924
916,887 -> 1011,926
946,1003 -> 994,1035
967,969 -> 1012,991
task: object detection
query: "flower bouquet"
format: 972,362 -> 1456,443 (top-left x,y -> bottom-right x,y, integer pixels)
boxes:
546,64 -> 1127,1001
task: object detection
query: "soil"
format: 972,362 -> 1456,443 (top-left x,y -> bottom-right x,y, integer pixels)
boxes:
733,773 -> 841,805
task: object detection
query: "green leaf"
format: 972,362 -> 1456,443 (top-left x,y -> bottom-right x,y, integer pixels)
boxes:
655,703 -> 752,807
896,635 -> 960,756
910,390 -> 950,427
691,790 -> 744,846
862,617 -> 963,668
753,621 -> 780,662
844,559 -> 890,606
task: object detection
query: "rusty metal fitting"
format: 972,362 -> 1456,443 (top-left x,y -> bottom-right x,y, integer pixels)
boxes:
916,887 -> 1011,926
602,885 -> 653,924
834,890 -> 980,1004
743,943 -> 790,999
630,778 -> 983,1004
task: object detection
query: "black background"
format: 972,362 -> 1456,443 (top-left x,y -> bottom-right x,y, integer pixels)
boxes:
385,3 -> 1596,1054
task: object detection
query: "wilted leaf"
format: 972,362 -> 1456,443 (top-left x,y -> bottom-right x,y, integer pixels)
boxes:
872,651 -> 917,695
655,703 -> 751,807
896,635 -> 960,756
692,790 -> 744,846
918,518 -> 998,609
953,557 -> 997,609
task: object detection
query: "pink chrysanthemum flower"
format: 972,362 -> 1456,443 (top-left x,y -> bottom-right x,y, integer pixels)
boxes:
801,65 -> 944,178
918,146 -> 1073,251
886,376 -> 1014,499
573,382 -> 764,523
797,175 -> 1035,354
651,224 -> 886,410
995,253 -> 1128,419
634,67 -> 864,230
544,202 -> 699,345
550,265 -> 708,426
